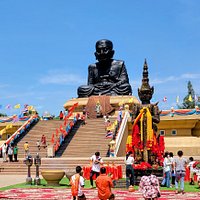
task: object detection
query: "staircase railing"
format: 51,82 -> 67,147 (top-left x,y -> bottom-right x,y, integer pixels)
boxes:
114,111 -> 129,156
0,115 -> 39,152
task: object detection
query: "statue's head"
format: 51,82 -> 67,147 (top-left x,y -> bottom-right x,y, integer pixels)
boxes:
138,86 -> 154,104
94,39 -> 114,62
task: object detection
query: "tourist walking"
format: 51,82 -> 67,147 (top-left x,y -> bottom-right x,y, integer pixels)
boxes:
59,111 -> 64,120
161,152 -> 172,188
2,143 -> 7,162
187,157 -> 195,185
96,167 -> 115,200
89,151 -> 103,188
118,107 -> 123,124
169,152 -> 175,187
104,114 -> 110,129
104,114 -> 110,123
7,144 -> 13,162
24,141 -> 29,158
70,166 -> 86,200
173,150 -> 187,194
36,139 -> 41,150
13,144 -> 19,162
124,151 -> 135,188
81,114 -> 86,126
41,134 -> 47,148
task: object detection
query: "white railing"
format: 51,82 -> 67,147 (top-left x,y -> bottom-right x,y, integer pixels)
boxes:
114,111 -> 129,156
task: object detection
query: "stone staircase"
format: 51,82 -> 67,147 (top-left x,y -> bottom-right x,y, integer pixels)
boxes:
0,117 -> 125,176
60,118 -> 113,157
1,117 -> 199,178
54,120 -> 82,157
16,120 -> 64,158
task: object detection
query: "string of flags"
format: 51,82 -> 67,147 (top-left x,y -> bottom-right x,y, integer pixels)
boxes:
161,94 -> 200,104
0,104 -> 34,110
162,97 -> 167,102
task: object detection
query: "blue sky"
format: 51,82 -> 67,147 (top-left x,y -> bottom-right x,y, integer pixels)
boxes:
0,0 -> 200,116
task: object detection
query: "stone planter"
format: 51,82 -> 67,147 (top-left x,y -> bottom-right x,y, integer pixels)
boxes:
41,170 -> 65,186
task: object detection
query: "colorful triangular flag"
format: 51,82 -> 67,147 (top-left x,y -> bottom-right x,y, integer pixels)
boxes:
162,96 -> 167,102
14,104 -> 20,109
176,96 -> 179,103
195,94 -> 198,102
188,95 -> 193,102
5,104 -> 11,109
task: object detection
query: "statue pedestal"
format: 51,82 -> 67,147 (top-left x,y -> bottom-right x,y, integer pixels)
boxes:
63,95 -> 139,117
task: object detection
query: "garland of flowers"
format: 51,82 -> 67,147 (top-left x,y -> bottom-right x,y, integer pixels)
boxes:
127,107 -> 165,164
145,108 -> 153,149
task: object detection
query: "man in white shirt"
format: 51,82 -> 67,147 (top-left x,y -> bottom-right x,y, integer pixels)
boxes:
187,157 -> 195,185
124,151 -> 135,188
90,151 -> 103,188
2,143 -> 7,162
161,152 -> 172,188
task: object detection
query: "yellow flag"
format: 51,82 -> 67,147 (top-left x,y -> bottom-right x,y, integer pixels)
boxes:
0,128 -> 6,135
6,124 -> 13,129
188,95 -> 193,102
114,120 -> 118,126
28,106 -> 33,110
14,104 -> 20,109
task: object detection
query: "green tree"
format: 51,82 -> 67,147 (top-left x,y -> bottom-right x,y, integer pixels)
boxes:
0,113 -> 7,117
179,81 -> 196,109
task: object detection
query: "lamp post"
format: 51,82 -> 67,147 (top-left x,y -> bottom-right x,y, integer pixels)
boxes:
24,155 -> 33,184
34,153 -> 41,185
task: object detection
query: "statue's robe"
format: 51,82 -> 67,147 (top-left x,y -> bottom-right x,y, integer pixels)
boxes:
78,59 -> 132,97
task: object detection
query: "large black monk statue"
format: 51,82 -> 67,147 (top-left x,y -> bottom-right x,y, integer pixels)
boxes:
77,39 -> 132,97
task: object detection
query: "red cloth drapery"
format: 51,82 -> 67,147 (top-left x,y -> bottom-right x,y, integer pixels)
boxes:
130,111 -> 165,163
82,165 -> 122,180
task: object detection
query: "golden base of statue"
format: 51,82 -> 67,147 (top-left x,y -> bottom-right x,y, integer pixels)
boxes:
64,95 -> 139,118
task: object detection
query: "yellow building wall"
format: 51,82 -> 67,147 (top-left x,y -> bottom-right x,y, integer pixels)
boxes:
161,128 -> 191,136
157,118 -> 199,137
192,121 -> 200,137
0,126 -> 20,140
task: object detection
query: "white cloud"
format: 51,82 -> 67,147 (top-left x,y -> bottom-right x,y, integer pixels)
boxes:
39,72 -> 85,85
180,73 -> 200,79
1,92 -> 35,99
146,73 -> 200,85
